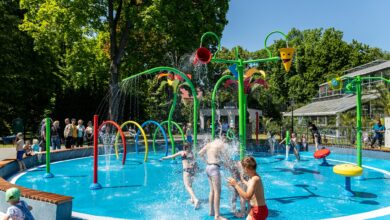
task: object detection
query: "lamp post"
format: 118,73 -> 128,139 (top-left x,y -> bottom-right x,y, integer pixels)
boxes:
290,99 -> 295,133
197,31 -> 294,159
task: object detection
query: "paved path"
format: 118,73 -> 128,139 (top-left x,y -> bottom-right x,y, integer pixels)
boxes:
0,147 -> 16,161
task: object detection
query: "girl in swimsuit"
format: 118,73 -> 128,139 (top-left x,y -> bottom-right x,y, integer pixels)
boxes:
160,143 -> 200,209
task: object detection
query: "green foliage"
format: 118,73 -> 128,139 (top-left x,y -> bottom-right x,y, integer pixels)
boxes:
373,84 -> 390,116
0,0 -> 59,134
210,27 -> 389,127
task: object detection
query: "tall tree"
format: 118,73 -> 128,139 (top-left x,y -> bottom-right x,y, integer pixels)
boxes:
20,0 -> 229,121
0,0 -> 58,134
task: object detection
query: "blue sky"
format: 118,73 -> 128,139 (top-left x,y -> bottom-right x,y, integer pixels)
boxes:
221,0 -> 390,52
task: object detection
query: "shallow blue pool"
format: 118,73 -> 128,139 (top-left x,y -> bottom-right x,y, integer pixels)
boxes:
10,151 -> 390,219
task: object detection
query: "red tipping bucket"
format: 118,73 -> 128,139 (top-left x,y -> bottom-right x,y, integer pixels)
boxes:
194,47 -> 212,64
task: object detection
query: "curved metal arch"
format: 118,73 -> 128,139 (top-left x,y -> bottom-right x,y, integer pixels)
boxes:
121,67 -> 199,152
211,75 -> 236,139
98,121 -> 127,165
135,120 -> 169,156
152,120 -> 185,153
115,120 -> 149,162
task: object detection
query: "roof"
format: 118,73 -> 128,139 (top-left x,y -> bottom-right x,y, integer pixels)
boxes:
320,60 -> 390,86
342,60 -> 390,78
283,93 -> 378,116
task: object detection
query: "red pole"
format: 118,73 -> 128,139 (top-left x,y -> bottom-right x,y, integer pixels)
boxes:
93,115 -> 98,184
90,114 -> 101,189
256,112 -> 259,146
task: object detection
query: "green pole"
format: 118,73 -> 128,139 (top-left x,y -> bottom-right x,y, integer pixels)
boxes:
152,120 -> 185,153
286,130 -> 290,145
168,92 -> 178,154
121,67 -> 198,151
355,76 -> 362,167
237,59 -> 246,160
243,94 -> 248,144
44,118 -> 53,178
193,97 -> 199,152
211,75 -> 236,139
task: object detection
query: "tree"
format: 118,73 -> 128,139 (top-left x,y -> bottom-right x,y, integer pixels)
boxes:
0,0 -> 58,135
20,0 -> 229,122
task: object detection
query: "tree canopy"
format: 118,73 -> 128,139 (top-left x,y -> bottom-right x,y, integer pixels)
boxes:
1,0 -> 389,135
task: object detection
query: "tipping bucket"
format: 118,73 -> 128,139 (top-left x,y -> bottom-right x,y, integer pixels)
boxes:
193,47 -> 212,64
279,48 -> 295,72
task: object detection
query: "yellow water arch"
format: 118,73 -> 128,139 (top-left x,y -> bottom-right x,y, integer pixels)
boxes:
115,120 -> 149,162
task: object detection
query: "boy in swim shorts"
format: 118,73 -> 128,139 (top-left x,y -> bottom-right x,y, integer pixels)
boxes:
227,156 -> 268,220
198,138 -> 227,220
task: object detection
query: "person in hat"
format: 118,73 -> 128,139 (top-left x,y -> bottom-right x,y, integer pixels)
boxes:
14,133 -> 26,171
3,187 -> 34,220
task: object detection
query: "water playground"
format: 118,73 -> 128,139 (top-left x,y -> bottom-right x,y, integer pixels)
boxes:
2,31 -> 390,220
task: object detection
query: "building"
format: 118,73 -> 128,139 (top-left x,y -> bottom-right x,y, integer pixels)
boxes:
199,104 -> 262,137
283,60 -> 390,138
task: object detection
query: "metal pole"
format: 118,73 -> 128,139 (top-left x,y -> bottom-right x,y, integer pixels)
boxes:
356,76 -> 362,167
90,115 -> 102,189
168,92 -> 178,154
43,118 -> 53,178
256,112 -> 259,145
237,60 -> 246,160
291,103 -> 294,133
211,75 -> 235,140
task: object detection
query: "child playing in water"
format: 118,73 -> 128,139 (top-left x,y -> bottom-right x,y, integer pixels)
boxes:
227,156 -> 268,220
15,133 -> 27,171
3,187 -> 34,220
198,138 -> 227,220
31,139 -> 42,162
224,154 -> 246,218
280,132 -> 300,161
160,143 -> 200,209
300,134 -> 308,151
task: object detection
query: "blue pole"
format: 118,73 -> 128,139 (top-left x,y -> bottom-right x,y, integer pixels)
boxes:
135,120 -> 169,156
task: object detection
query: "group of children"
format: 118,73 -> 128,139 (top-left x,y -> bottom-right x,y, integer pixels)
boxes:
161,138 -> 268,220
14,133 -> 41,171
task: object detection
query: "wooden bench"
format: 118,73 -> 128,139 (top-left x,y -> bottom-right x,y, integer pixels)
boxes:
0,177 -> 72,205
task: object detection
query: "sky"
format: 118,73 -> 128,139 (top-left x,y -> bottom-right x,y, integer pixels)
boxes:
221,0 -> 390,52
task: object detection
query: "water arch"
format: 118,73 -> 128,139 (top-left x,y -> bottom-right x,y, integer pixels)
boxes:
152,120 -> 185,153
121,67 -> 199,151
135,120 -> 169,156
98,121 -> 127,165
115,120 -> 149,162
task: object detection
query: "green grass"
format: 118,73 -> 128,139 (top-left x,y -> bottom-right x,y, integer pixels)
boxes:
0,144 -> 14,148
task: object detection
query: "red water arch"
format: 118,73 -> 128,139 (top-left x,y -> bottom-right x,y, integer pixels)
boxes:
98,121 -> 127,165
91,115 -> 127,190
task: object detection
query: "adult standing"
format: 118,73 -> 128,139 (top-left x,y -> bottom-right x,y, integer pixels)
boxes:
308,122 -> 321,151
51,120 -> 61,150
39,119 -> 47,152
186,123 -> 193,144
198,138 -> 227,220
76,119 -> 85,147
71,119 -> 77,148
371,119 -> 385,148
63,118 -> 72,149
85,121 -> 93,146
